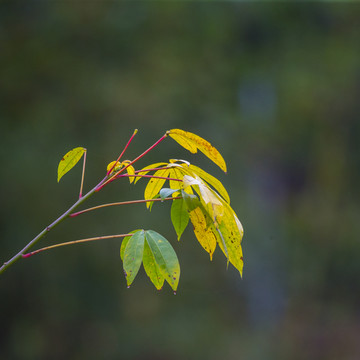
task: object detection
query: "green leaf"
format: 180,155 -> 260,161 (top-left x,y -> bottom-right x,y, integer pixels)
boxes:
171,198 -> 189,240
181,190 -> 200,211
143,240 -> 165,290
144,230 -> 180,292
57,147 -> 86,182
159,188 -> 180,201
120,230 -> 141,261
122,230 -> 145,287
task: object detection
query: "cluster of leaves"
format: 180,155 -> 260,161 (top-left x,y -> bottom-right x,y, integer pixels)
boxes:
42,129 -> 244,293
119,130 -> 244,291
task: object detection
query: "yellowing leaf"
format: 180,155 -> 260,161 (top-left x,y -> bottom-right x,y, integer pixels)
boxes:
168,129 -> 227,172
216,202 -> 244,276
144,168 -> 170,208
57,147 -> 86,182
189,207 -> 217,260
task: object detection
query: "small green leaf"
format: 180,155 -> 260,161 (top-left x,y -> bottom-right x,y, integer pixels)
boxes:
145,230 -> 180,291
159,188 -> 180,201
143,240 -> 165,290
171,198 -> 189,240
57,147 -> 86,182
123,230 -> 145,287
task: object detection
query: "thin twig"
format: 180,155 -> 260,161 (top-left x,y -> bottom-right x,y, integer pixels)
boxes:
107,129 -> 138,176
70,196 -> 182,217
97,133 -> 168,191
117,174 -> 183,181
79,149 -> 87,199
22,234 -> 133,258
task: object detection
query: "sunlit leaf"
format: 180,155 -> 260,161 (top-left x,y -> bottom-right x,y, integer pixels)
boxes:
168,129 -> 227,172
143,240 -> 165,290
171,198 -> 189,240
144,168 -> 170,208
122,230 -> 145,287
185,164 -> 230,203
145,230 -> 180,291
57,147 -> 86,182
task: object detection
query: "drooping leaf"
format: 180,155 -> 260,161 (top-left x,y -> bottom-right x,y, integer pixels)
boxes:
183,175 -> 244,276
159,188 -> 180,201
121,161 -> 136,183
144,168 -> 170,208
122,230 -> 145,287
134,162 -> 168,184
145,230 -> 180,291
181,189 -> 200,211
143,239 -> 165,290
188,206 -> 217,260
168,129 -> 227,172
171,198 -> 189,240
216,202 -> 244,276
183,175 -> 224,223
57,147 -> 86,182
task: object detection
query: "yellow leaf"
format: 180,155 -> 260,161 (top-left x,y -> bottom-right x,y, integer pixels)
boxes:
183,173 -> 244,276
121,160 -> 136,184
57,147 -> 86,182
134,162 -> 168,184
144,168 -> 170,208
168,129 -> 227,172
107,161 -> 122,173
216,202 -> 244,276
189,207 -> 217,260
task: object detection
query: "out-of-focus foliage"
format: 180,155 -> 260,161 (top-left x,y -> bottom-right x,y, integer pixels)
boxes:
1,3 -> 360,360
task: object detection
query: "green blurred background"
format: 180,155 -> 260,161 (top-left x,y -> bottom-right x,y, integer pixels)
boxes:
1,3 -> 360,360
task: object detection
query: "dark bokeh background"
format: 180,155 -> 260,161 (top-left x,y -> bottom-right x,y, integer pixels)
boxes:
1,3 -> 360,360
